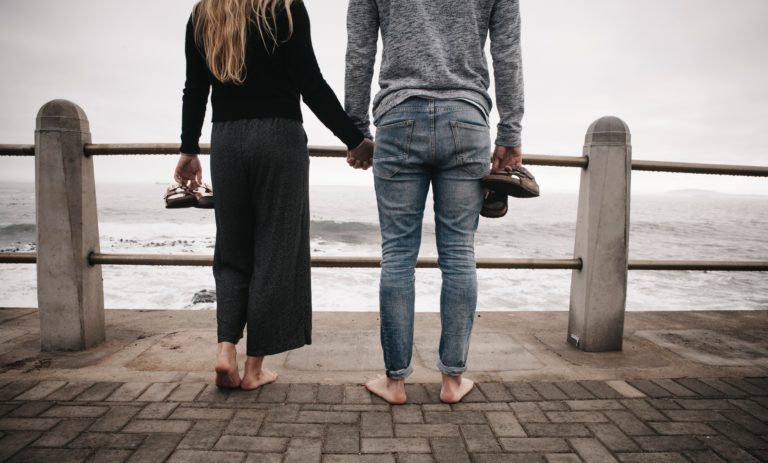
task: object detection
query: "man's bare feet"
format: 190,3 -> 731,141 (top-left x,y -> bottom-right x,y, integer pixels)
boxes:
214,342 -> 241,389
365,375 -> 407,405
240,355 -> 278,391
440,374 -> 474,404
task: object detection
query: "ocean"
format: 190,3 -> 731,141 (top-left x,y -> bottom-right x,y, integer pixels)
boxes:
1,182 -> 766,312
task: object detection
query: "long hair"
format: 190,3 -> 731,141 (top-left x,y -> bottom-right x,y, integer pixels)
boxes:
192,0 -> 294,85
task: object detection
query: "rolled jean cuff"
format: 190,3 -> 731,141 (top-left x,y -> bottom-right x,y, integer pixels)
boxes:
386,365 -> 413,380
437,359 -> 466,377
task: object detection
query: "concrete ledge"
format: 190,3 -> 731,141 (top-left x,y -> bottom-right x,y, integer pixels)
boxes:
0,309 -> 766,384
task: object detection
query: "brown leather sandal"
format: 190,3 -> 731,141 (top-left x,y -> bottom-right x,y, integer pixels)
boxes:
481,165 -> 540,198
164,182 -> 196,209
192,183 -> 215,209
481,189 -> 508,219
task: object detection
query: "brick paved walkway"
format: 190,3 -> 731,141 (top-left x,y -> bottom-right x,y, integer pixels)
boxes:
0,378 -> 766,462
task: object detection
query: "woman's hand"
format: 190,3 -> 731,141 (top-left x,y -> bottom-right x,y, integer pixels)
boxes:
175,153 -> 203,190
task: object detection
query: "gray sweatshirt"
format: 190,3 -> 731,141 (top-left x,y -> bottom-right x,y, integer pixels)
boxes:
345,0 -> 524,147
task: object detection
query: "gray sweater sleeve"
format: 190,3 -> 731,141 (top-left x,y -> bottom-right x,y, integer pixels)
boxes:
344,0 -> 379,139
490,0 -> 524,147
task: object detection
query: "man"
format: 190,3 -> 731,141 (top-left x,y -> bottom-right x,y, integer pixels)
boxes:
345,0 -> 524,404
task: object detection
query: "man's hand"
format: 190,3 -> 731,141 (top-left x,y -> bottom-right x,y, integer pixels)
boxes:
492,145 -> 523,172
347,138 -> 374,170
175,153 -> 203,190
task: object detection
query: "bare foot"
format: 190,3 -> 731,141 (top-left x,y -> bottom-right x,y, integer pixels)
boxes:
214,343 -> 241,389
240,368 -> 278,391
365,375 -> 407,405
440,375 -> 474,404
241,355 -> 278,391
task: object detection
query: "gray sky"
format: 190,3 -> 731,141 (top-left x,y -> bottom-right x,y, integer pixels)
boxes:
1,0 -> 767,194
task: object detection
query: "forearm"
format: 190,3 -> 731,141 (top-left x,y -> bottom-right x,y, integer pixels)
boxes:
283,3 -> 364,149
344,0 -> 379,139
179,16 -> 210,154
180,87 -> 209,154
490,0 -> 524,147
303,77 -> 365,150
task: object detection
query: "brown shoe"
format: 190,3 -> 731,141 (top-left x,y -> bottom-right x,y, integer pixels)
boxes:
164,182 -> 196,209
480,189 -> 508,218
192,183 -> 215,209
481,165 -> 540,198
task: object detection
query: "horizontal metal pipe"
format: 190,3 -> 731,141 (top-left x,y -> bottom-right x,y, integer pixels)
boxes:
0,252 -> 36,264
4,253 -> 767,271
522,154 -> 588,168
81,144 -> 589,167
85,144 -> 197,156
0,144 -> 35,156
628,260 -> 768,271
5,143 -> 768,176
86,253 -> 582,270
632,160 -> 768,177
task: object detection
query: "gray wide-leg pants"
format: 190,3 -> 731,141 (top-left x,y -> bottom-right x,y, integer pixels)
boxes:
210,118 -> 312,357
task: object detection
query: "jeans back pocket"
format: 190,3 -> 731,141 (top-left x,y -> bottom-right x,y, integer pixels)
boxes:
450,121 -> 492,179
373,119 -> 414,178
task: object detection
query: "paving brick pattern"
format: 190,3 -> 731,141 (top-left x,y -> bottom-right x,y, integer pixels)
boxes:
0,377 -> 765,462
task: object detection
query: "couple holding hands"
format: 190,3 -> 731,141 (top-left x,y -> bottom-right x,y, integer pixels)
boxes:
174,0 -> 524,404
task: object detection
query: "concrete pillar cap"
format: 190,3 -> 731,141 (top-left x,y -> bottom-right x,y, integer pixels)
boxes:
36,99 -> 90,133
585,116 -> 631,145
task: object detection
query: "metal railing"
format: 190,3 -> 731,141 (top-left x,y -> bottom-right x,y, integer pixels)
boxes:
5,142 -> 768,176
2,252 -> 768,272
2,143 -> 766,271
2,100 -> 766,352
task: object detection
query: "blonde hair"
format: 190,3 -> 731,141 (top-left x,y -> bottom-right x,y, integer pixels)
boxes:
193,0 -> 294,85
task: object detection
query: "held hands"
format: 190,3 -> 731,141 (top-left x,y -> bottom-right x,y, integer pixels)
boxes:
347,138 -> 374,170
175,153 -> 203,190
491,145 -> 523,172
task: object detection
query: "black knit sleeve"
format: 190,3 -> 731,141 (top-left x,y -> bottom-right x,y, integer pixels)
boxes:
180,14 -> 211,155
280,2 -> 365,150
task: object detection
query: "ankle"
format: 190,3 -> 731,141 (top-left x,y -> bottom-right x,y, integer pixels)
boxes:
244,356 -> 267,375
388,377 -> 405,386
442,374 -> 462,386
217,342 -> 237,356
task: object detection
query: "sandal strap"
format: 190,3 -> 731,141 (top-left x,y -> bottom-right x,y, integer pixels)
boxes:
503,165 -> 535,180
164,183 -> 192,200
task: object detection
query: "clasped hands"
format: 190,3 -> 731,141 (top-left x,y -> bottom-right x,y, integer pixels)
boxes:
346,138 -> 374,170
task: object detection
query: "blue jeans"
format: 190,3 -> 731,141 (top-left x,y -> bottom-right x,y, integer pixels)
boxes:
373,97 -> 491,379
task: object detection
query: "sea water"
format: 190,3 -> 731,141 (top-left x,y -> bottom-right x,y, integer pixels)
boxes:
1,182 -> 766,311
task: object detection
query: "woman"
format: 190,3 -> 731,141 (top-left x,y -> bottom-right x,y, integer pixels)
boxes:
174,0 -> 373,390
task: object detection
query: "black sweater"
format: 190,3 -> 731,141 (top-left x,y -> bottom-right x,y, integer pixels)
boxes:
180,1 -> 365,154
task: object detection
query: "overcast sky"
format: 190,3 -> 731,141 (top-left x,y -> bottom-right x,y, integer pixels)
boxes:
0,0 -> 767,194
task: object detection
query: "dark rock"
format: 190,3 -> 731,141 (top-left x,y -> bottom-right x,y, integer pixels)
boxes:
193,289 -> 216,304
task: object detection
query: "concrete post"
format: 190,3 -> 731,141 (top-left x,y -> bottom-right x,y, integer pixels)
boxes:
568,116 -> 631,352
35,100 -> 105,351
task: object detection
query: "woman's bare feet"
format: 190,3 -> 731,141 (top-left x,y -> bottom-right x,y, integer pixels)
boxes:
365,375 -> 407,405
240,355 -> 278,391
440,374 -> 474,404
214,342 -> 241,389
